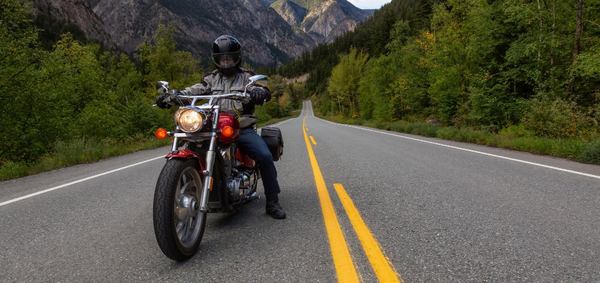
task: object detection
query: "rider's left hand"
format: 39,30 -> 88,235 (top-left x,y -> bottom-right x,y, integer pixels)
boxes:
249,88 -> 270,105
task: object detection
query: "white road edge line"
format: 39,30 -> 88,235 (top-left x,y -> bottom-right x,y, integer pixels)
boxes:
0,156 -> 165,208
316,117 -> 600,181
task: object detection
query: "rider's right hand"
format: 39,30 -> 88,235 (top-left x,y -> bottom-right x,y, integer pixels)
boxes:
156,91 -> 192,108
155,93 -> 174,109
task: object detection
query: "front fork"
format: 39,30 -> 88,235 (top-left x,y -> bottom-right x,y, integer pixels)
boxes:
199,107 -> 221,213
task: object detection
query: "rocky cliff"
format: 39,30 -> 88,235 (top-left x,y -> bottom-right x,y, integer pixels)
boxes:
31,0 -> 114,48
272,0 -> 371,42
271,0 -> 308,28
302,0 -> 371,42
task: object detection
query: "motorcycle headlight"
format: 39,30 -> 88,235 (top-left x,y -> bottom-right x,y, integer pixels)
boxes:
175,109 -> 204,133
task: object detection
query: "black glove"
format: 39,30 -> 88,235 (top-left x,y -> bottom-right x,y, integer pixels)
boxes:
156,91 -> 189,108
155,93 -> 172,109
249,87 -> 271,105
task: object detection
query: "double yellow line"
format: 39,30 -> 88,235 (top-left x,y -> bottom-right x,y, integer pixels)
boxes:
302,118 -> 402,283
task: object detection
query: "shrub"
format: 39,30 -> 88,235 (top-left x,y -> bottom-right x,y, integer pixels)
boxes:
523,97 -> 593,138
75,102 -> 127,138
579,139 -> 600,164
0,161 -> 29,180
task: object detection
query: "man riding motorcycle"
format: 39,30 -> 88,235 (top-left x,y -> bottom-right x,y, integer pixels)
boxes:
155,35 -> 286,219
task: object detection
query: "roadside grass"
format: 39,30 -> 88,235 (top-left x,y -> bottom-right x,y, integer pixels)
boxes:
319,114 -> 600,165
0,135 -> 170,181
0,111 -> 301,182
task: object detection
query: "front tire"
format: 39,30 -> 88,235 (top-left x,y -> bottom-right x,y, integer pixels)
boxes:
153,159 -> 207,261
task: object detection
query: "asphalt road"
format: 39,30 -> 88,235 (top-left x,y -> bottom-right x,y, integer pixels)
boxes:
1,101 -> 599,282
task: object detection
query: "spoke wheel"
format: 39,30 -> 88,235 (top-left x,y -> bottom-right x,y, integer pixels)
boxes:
173,167 -> 203,249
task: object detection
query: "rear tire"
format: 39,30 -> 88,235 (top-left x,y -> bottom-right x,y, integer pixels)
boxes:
153,159 -> 207,261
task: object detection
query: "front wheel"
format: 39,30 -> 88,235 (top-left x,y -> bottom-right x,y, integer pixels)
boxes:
153,159 -> 207,261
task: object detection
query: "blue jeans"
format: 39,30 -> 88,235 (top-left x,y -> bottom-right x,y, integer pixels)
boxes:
237,128 -> 281,199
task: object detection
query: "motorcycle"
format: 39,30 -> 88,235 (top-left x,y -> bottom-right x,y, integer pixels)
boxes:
151,75 -> 283,261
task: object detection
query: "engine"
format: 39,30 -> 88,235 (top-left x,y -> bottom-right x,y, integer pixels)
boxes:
226,169 -> 256,202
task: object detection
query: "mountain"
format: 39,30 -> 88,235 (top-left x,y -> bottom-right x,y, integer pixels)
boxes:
92,0 -> 320,66
271,0 -> 308,28
285,0 -> 327,9
271,0 -> 371,42
31,0 -> 114,48
260,0 -> 277,5
29,0 -> 373,66
300,0 -> 372,42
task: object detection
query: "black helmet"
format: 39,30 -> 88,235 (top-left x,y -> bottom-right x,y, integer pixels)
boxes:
212,35 -> 242,74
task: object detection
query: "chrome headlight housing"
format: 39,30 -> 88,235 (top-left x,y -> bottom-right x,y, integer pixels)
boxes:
175,108 -> 204,133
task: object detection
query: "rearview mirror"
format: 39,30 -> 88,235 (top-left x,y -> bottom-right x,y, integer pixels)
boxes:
245,75 -> 268,94
156,81 -> 169,94
156,81 -> 169,89
249,75 -> 268,83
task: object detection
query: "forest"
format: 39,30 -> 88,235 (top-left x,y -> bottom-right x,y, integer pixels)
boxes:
279,0 -> 600,163
0,0 -> 300,179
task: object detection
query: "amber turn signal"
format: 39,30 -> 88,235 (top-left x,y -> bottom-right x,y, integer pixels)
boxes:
221,126 -> 234,138
155,128 -> 168,140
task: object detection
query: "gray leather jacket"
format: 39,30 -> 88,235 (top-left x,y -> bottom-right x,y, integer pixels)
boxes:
180,69 -> 270,128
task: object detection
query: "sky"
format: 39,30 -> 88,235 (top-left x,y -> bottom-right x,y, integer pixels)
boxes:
348,0 -> 392,9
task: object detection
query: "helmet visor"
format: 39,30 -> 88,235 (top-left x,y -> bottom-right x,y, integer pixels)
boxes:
213,52 -> 241,69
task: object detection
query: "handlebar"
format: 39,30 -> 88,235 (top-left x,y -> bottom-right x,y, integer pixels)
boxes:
173,92 -> 251,109
177,92 -> 250,100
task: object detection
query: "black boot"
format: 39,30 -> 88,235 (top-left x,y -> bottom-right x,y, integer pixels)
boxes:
266,196 -> 286,219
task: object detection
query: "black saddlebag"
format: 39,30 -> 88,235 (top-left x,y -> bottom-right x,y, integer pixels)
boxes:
261,127 -> 284,161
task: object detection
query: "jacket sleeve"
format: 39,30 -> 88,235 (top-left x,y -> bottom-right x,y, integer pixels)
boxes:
180,75 -> 212,96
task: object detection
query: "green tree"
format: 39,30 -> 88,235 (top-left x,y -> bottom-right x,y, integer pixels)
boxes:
0,0 -> 40,90
327,48 -> 369,117
358,56 -> 396,120
387,30 -> 435,120
0,0 -> 43,161
426,0 -> 502,125
137,24 -> 202,90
